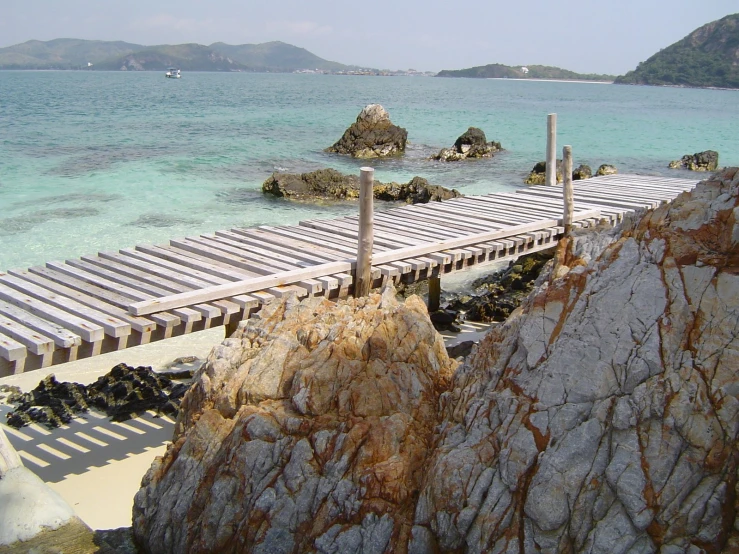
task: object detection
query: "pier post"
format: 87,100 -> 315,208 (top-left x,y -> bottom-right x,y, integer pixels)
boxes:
562,145 -> 574,234
546,113 -> 557,186
428,276 -> 441,312
354,167 -> 375,297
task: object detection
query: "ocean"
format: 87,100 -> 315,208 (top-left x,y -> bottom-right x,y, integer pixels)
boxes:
1,71 -> 737,271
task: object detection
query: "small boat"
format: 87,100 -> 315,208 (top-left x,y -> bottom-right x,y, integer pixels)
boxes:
165,67 -> 181,79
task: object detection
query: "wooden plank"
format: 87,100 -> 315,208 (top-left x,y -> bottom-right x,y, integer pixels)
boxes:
129,210 -> 601,316
8,269 -> 156,334
27,265 -> 179,329
0,313 -> 55,356
0,331 -> 26,362
225,229 -> 338,265
0,301 -> 79,349
0,273 -> 130,338
0,283 -> 104,343
45,261 -> 198,324
79,255 -> 224,320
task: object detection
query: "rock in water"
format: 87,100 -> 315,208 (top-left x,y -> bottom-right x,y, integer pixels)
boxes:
524,160 -> 562,184
325,104 -> 408,158
595,163 -> 618,175
262,169 -> 461,203
573,164 -> 592,180
133,288 -> 455,553
412,167 -> 739,552
669,150 -> 719,171
431,127 -> 502,161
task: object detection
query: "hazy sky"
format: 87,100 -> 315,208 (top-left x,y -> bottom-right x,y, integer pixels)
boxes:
2,1 -> 737,74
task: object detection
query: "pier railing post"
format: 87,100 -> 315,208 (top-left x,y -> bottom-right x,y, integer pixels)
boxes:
562,145 -> 574,235
354,167 -> 374,297
546,113 -> 557,186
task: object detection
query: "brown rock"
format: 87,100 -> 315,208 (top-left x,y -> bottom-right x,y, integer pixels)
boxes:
262,169 -> 461,204
133,289 -> 455,554
325,104 -> 408,158
431,127 -> 502,162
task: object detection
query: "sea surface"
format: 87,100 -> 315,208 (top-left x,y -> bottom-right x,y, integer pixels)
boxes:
1,71 -> 737,271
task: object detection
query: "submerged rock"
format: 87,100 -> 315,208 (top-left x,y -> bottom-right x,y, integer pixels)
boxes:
431,127 -> 502,161
669,149 -> 719,171
133,288 -> 455,553
262,169 -> 461,203
325,104 -> 408,158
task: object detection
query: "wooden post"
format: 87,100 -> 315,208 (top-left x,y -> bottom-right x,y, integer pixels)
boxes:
428,276 -> 441,312
354,167 -> 374,297
546,113 -> 557,186
562,145 -> 574,235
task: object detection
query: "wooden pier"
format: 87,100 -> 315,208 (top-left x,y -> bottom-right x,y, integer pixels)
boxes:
0,174 -> 698,376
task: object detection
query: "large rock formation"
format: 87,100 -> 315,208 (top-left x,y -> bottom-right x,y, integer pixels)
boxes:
133,290 -> 456,553
669,150 -> 719,171
431,127 -> 502,162
262,169 -> 461,203
325,104 -> 408,158
412,167 -> 739,552
133,168 -> 739,553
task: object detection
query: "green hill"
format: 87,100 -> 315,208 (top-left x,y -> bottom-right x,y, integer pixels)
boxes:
93,43 -> 250,72
615,13 -> 739,89
0,38 -> 352,72
0,38 -> 145,69
209,41 -> 350,71
436,63 -> 614,81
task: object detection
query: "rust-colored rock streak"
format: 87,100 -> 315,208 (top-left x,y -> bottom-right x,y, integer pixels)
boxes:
133,289 -> 455,553
412,168 -> 739,553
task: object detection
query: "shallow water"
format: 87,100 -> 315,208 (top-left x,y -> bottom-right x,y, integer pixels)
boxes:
1,71 -> 736,270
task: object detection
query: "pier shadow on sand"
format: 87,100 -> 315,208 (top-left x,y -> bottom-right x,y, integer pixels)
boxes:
0,403 -> 173,484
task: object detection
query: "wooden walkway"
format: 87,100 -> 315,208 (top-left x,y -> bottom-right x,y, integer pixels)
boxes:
0,174 -> 698,376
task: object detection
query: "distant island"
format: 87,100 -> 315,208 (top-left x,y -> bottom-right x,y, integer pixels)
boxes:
436,63 -> 614,82
0,39 -> 421,74
616,13 -> 739,89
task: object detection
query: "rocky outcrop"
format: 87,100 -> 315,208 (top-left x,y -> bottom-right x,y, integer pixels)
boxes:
595,163 -> 618,176
133,289 -> 455,554
669,150 -> 719,171
133,168 -> 739,553
524,160 -> 562,185
573,163 -> 592,180
262,169 -> 461,203
412,167 -> 739,552
431,127 -> 502,161
325,104 -> 407,158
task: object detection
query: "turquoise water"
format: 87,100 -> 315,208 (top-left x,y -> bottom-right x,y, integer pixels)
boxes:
1,71 -> 737,271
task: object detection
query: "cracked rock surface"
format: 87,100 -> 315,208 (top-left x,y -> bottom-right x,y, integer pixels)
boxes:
413,167 -> 739,553
133,168 -> 739,553
133,289 -> 454,553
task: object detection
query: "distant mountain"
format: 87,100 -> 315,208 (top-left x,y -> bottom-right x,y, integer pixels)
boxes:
93,43 -> 251,72
615,13 -> 739,89
436,63 -> 614,82
209,41 -> 350,71
0,38 -> 352,72
0,38 -> 145,69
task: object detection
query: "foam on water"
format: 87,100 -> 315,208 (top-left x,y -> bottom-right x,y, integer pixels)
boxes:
1,71 -> 737,270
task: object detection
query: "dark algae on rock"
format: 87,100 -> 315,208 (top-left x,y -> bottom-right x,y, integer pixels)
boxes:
5,364 -> 191,429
